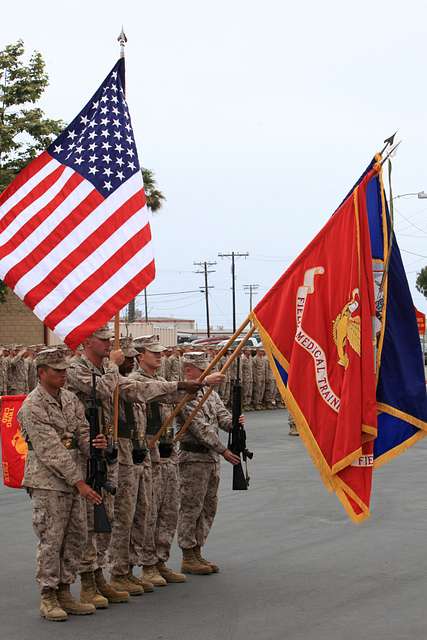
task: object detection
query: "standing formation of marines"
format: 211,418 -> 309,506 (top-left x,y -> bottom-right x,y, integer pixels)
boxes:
0,328 -> 298,622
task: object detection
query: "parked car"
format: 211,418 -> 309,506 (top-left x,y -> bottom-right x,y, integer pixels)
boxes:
216,335 -> 260,349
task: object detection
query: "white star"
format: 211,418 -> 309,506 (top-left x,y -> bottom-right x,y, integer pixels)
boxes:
111,95 -> 118,104
101,129 -> 109,138
103,181 -> 113,192
101,141 -> 111,150
112,106 -> 120,116
67,130 -> 77,140
112,118 -> 120,128
116,171 -> 125,181
100,95 -> 108,104
91,100 -> 99,110
89,154 -> 98,163
111,70 -> 118,79
111,84 -> 118,92
74,156 -> 84,166
125,123 -> 131,131
103,154 -> 112,164
88,131 -> 97,140
113,130 -> 123,140
68,142 -> 76,150
88,165 -> 99,175
128,161 -> 136,171
124,111 -> 129,120
126,135 -> 133,144
75,145 -> 84,154
88,119 -> 97,128
78,135 -> 85,143
116,157 -> 124,167
100,106 -> 108,115
115,143 -> 124,153
100,117 -> 109,126
53,144 -> 63,153
126,147 -> 134,157
88,142 -> 97,151
103,167 -> 113,177
65,152 -> 72,160
80,115 -> 90,126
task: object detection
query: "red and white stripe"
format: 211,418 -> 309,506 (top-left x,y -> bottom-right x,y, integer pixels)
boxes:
0,151 -> 155,348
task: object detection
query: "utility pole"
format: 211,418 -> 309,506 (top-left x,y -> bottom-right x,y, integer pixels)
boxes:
218,251 -> 249,332
194,261 -> 216,337
243,284 -> 259,312
144,288 -> 148,323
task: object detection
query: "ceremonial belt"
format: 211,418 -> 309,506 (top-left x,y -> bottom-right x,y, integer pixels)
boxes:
27,435 -> 78,451
180,442 -> 210,454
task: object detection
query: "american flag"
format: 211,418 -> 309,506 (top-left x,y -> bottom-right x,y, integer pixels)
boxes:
0,59 -> 155,349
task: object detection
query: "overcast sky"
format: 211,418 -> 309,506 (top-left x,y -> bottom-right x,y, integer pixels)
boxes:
1,0 -> 427,331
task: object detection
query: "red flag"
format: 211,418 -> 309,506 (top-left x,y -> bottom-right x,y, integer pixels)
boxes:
0,395 -> 27,488
251,168 -> 378,522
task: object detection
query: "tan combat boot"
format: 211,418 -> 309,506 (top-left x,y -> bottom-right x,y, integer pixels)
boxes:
143,564 -> 167,587
194,546 -> 219,573
40,587 -> 68,621
157,561 -> 187,583
288,420 -> 299,436
80,571 -> 109,609
94,568 -> 129,603
181,548 -> 213,575
110,574 -> 144,596
57,583 -> 95,615
128,568 -> 154,593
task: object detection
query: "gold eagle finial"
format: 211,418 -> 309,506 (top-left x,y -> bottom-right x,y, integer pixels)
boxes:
332,289 -> 361,368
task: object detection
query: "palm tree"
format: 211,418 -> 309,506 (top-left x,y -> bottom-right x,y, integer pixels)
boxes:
142,168 -> 166,212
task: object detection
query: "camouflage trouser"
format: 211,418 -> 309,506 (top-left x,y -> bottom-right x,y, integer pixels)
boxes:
109,463 -> 144,576
142,460 -> 178,565
155,462 -> 179,562
242,378 -> 253,407
31,488 -> 86,590
129,458 -> 151,567
79,463 -> 117,573
264,376 -> 276,406
252,378 -> 265,407
178,461 -> 220,549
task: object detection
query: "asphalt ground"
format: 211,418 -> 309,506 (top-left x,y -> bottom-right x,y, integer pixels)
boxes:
1,408 -> 427,640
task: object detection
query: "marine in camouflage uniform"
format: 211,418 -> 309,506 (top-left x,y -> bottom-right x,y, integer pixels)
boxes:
177,351 -> 241,575
26,347 -> 38,392
252,348 -> 266,410
167,348 -> 182,382
7,346 -> 29,395
241,348 -> 253,410
263,354 -> 276,409
18,348 -> 107,621
109,338 -> 186,594
0,347 -> 10,395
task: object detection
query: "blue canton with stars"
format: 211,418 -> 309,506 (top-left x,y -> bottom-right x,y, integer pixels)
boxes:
48,59 -> 140,196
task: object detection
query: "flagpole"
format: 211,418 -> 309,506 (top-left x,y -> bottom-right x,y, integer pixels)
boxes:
112,28 -> 128,445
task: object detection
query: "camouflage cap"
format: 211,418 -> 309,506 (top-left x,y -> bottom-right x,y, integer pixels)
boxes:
182,351 -> 210,371
91,323 -> 114,340
119,337 -> 138,357
133,335 -> 166,353
35,348 -> 70,370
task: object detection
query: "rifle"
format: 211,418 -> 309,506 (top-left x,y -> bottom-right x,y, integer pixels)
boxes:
86,372 -> 116,533
228,359 -> 253,490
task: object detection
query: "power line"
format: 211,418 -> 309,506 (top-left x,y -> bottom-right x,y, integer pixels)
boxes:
194,261 -> 216,337
218,251 -> 249,332
243,283 -> 259,311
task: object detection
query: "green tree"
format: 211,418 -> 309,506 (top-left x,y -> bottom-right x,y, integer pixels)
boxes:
0,40 -> 63,193
416,265 -> 427,299
142,168 -> 166,212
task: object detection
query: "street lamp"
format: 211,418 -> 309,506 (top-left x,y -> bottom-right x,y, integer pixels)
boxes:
394,191 -> 427,199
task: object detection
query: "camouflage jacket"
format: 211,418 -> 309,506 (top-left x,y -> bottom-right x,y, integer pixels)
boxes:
252,355 -> 266,382
167,355 -> 181,382
128,367 -> 182,464
177,389 -> 232,463
0,357 -> 8,396
241,354 -> 253,383
7,354 -> 28,395
18,384 -> 90,492
118,372 -> 180,466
